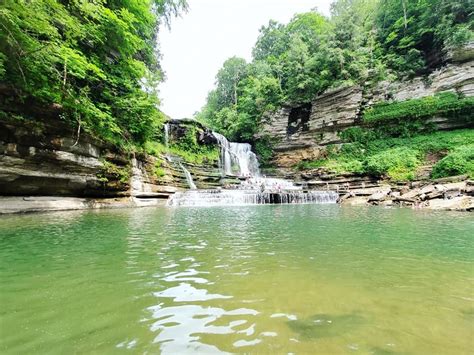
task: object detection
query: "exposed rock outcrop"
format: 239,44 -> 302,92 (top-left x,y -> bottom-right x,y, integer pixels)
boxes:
259,58 -> 474,168
338,177 -> 474,212
0,116 -> 228,213
0,117 -> 128,197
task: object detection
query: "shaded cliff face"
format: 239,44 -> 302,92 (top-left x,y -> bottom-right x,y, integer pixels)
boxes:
0,117 -> 129,197
0,116 -> 225,198
259,57 -> 474,169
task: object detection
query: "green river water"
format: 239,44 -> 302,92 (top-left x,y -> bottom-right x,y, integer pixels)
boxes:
0,205 -> 473,354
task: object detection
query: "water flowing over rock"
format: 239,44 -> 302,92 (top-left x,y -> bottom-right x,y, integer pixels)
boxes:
164,129 -> 338,206
178,162 -> 197,190
167,189 -> 338,207
212,132 -> 260,177
164,123 -> 170,149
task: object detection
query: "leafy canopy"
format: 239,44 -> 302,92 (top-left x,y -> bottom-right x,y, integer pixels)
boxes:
197,0 -> 472,144
0,0 -> 187,147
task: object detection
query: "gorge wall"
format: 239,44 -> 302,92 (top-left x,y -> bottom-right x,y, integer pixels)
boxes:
1,47 -> 472,213
0,116 -> 226,213
259,54 -> 474,169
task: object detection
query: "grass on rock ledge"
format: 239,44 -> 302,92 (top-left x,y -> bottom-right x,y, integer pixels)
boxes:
297,129 -> 474,181
145,141 -> 219,165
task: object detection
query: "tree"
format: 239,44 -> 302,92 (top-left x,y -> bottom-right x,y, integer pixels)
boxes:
375,0 -> 473,76
215,57 -> 248,108
197,1 -> 473,144
0,0 -> 187,146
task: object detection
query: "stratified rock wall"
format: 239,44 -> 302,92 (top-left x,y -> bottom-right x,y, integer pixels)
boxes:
0,115 -> 227,201
260,57 -> 474,168
0,118 -> 123,197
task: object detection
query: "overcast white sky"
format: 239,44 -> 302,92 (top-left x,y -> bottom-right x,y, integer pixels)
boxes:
158,0 -> 333,119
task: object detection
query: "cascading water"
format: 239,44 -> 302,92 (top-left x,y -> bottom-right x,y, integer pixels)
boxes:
163,122 -> 197,190
179,162 -> 197,190
167,189 -> 338,207
164,123 -> 170,149
164,125 -> 338,206
213,132 -> 260,177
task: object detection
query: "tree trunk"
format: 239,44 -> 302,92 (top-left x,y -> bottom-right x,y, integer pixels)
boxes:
402,0 -> 408,30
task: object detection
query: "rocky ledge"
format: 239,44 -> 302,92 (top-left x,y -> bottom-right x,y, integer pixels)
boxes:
0,196 -> 167,214
338,177 -> 474,212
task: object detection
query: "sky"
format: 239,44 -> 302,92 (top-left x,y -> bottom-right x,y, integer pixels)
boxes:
158,0 -> 333,119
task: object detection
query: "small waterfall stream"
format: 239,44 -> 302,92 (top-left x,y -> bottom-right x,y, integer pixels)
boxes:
163,122 -> 197,190
164,123 -> 170,149
178,162 -> 197,190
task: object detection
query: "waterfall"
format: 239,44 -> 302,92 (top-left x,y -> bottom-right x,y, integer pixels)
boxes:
163,122 -> 196,189
167,189 -> 338,207
162,126 -> 338,206
164,123 -> 170,150
213,132 -> 260,177
179,162 -> 197,190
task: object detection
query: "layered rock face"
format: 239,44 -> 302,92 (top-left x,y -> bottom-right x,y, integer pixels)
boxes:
0,118 -> 128,197
260,56 -> 474,168
0,116 -> 225,202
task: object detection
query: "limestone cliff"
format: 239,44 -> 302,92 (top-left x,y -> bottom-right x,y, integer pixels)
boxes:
0,115 -> 225,207
259,55 -> 474,169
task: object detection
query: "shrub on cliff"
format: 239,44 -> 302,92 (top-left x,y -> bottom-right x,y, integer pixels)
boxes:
432,145 -> 474,178
365,147 -> 420,181
364,93 -> 474,126
197,0 -> 472,143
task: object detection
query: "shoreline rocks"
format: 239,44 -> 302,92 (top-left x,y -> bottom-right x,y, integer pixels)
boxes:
339,178 -> 474,212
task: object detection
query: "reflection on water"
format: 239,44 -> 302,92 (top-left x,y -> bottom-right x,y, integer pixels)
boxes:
0,205 -> 473,354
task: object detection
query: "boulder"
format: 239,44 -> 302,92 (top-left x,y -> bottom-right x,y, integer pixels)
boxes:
442,181 -> 467,192
341,196 -> 368,206
426,190 -> 443,200
426,196 -> 474,211
400,188 -> 422,200
368,190 -> 390,202
420,185 -> 435,194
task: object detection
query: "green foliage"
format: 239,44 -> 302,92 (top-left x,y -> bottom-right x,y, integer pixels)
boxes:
145,126 -> 219,165
197,0 -> 472,144
253,135 -> 277,168
297,158 -> 364,175
169,145 -> 219,165
432,145 -> 474,178
375,0 -> 473,75
170,126 -> 220,164
153,160 -> 167,178
97,160 -> 130,184
299,129 -> 474,181
339,126 -> 377,143
197,9 -> 343,141
0,0 -> 186,147
144,141 -> 167,156
364,93 -> 474,124
365,147 -> 420,181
